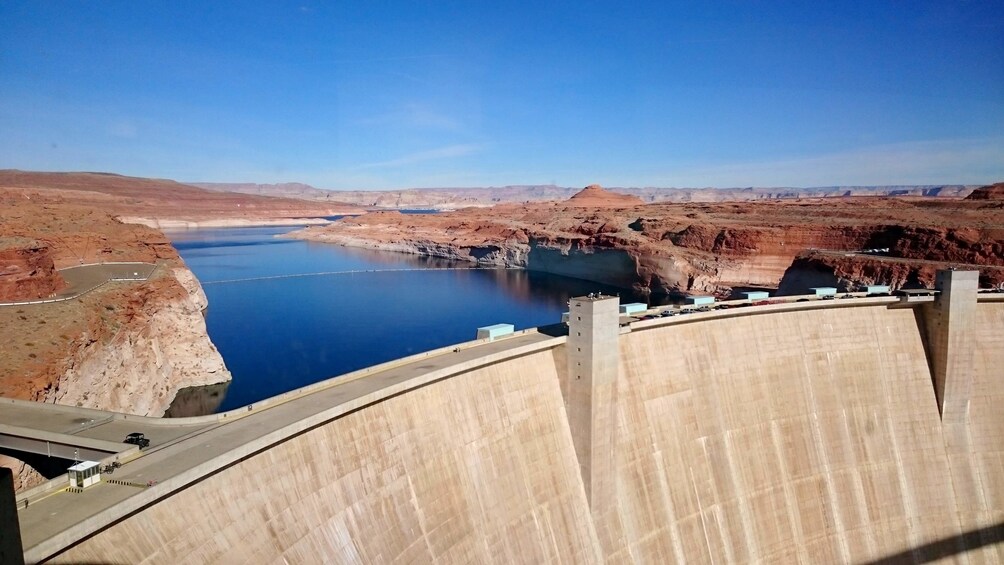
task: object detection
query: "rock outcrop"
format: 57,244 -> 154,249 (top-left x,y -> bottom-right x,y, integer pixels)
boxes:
566,184 -> 645,207
0,454 -> 46,492
964,181 -> 1004,200
0,238 -> 66,301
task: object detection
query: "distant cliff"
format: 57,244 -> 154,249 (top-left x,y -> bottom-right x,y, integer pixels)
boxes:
289,184 -> 1004,296
194,180 -> 979,209
777,251 -> 1004,294
964,181 -> 1004,200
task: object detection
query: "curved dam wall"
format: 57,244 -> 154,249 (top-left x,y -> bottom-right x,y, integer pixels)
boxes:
48,301 -> 1002,563
51,350 -> 602,563
605,302 -> 1003,563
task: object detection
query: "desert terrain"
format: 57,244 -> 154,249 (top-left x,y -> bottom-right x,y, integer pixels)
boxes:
290,183 -> 1004,296
0,170 -> 362,227
195,180 -> 979,209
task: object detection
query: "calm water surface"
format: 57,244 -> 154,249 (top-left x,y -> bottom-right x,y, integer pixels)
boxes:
168,224 -> 637,412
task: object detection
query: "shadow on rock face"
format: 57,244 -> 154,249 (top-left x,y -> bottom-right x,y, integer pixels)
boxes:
163,381 -> 230,418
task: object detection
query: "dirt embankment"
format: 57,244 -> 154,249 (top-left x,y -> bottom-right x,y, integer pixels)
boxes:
291,184 -> 1004,296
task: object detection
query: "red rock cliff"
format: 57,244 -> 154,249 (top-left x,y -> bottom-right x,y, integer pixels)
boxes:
964,182 -> 1004,201
0,238 -> 66,301
289,193 -> 1004,296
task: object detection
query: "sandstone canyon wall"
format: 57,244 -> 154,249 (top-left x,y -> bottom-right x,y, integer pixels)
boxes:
40,266 -> 230,417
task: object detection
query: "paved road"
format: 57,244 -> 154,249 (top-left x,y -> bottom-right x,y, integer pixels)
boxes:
0,262 -> 157,306
56,262 -> 157,297
0,400 -> 214,450
10,330 -> 559,561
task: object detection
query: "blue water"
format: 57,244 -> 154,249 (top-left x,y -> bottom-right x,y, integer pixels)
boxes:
169,224 -> 634,411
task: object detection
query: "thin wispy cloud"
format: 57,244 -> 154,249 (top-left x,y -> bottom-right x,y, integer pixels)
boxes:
357,103 -> 463,132
328,54 -> 446,66
356,143 -> 483,169
106,120 -> 139,139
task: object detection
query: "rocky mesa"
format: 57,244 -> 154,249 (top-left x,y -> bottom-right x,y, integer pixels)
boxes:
289,184 -> 1004,296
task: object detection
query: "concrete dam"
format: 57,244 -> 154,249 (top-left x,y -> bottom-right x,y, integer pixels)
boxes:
7,270 -> 1004,563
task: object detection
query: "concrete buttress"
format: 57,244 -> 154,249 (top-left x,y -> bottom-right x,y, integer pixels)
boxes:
564,295 -> 621,518
924,270 -> 979,422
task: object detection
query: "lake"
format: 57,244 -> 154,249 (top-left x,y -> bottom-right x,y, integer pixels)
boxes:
166,223 -> 642,413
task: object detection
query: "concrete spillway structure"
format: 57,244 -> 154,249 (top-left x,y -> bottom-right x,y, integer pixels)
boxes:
11,271 -> 1004,563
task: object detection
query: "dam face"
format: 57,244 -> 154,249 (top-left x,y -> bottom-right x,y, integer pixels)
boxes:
609,302 -> 1002,563
38,279 -> 1004,563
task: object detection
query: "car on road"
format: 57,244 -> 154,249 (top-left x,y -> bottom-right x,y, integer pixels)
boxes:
124,432 -> 150,449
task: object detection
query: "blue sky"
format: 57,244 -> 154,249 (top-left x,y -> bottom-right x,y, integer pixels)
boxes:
1,1 -> 1002,189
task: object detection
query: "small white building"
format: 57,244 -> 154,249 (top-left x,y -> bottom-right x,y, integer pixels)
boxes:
619,303 -> 647,315
68,460 -> 101,489
477,324 -> 514,341
810,287 -> 837,297
864,285 -> 890,295
685,296 -> 716,306
743,291 -> 770,301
